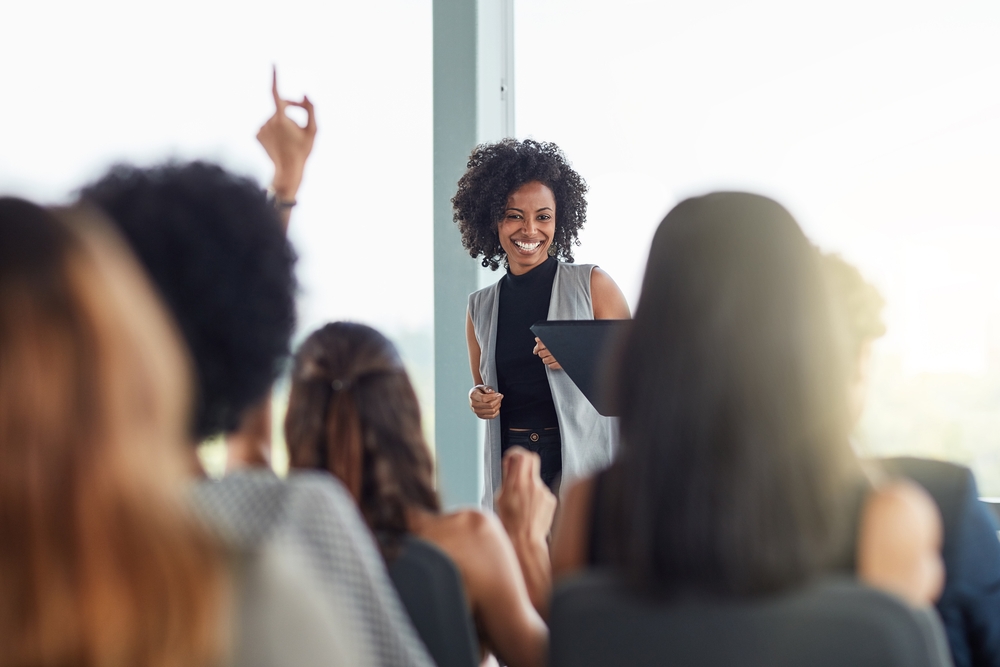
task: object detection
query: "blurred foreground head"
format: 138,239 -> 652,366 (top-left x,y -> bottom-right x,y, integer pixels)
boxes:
285,322 -> 440,556
79,162 -> 297,440
611,192 -> 859,597
0,199 -> 226,666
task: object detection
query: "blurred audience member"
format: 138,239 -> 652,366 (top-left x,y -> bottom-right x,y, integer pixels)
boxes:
285,322 -> 555,667
77,72 -> 433,667
551,192 -> 943,608
0,199 -> 227,667
820,252 -> 886,427
823,252 -> 1000,667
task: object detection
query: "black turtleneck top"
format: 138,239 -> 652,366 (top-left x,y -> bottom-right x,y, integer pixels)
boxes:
495,256 -> 560,431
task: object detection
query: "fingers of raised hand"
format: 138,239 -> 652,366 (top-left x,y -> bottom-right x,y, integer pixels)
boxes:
503,447 -> 539,484
285,98 -> 317,135
271,66 -> 288,113
501,446 -> 520,481
301,95 -> 317,133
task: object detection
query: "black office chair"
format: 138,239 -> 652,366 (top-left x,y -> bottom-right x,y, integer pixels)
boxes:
550,571 -> 953,667
388,535 -> 479,667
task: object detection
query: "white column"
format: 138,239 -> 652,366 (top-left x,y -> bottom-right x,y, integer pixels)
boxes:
433,0 -> 515,508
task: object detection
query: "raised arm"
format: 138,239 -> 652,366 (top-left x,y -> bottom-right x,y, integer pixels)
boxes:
440,510 -> 549,667
857,480 -> 944,607
495,448 -> 557,618
256,66 -> 317,232
549,475 -> 598,581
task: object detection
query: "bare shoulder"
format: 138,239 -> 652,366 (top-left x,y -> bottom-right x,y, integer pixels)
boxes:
589,267 -> 616,294
439,508 -> 495,536
416,510 -> 508,563
590,267 -> 631,319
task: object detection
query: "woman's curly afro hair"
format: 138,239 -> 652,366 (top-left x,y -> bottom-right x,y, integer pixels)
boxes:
79,161 -> 297,440
452,138 -> 588,270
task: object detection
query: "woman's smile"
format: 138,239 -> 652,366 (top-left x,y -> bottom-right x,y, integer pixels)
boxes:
512,238 -> 544,254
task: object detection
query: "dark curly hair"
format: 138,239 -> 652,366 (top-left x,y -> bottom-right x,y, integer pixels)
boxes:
284,322 -> 440,561
78,161 -> 297,440
452,138 -> 588,270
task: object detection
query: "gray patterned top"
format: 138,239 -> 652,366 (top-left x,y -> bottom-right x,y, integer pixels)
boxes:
191,469 -> 435,667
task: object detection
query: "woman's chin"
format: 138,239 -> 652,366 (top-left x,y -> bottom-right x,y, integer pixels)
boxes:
508,248 -> 549,271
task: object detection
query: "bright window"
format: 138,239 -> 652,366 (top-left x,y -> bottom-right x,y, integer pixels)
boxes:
516,0 -> 1000,492
0,0 -> 434,471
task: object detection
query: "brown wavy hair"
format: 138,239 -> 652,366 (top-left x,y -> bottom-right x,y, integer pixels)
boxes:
285,322 -> 439,558
0,199 -> 228,667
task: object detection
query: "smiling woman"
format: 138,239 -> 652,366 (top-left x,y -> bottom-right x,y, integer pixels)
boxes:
454,139 -> 630,507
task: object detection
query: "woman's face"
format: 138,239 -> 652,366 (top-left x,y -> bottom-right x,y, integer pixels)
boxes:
497,180 -> 556,275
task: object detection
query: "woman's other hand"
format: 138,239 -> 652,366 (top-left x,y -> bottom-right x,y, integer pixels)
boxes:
470,384 -> 503,419
257,66 -> 317,202
532,337 -> 562,370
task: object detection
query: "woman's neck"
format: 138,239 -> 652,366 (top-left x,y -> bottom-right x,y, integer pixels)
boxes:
507,254 -> 552,277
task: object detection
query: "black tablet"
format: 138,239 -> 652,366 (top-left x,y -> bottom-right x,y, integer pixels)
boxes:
530,319 -> 630,417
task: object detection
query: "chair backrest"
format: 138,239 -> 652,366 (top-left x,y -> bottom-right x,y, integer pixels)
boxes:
388,535 -> 479,667
550,571 -> 953,667
981,498 -> 1000,523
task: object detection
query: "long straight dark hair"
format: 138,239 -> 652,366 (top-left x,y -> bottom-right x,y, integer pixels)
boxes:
607,192 -> 861,597
284,322 -> 440,558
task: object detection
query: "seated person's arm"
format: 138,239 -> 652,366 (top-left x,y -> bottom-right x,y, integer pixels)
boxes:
857,480 -> 945,607
549,475 -> 597,581
495,448 -> 557,618
453,510 -> 549,667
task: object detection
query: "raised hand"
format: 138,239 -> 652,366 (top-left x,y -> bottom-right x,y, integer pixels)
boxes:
256,66 -> 317,202
495,447 -> 558,616
496,447 -> 557,543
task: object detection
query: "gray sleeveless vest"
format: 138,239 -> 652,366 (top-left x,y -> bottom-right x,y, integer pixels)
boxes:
468,262 -> 619,508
